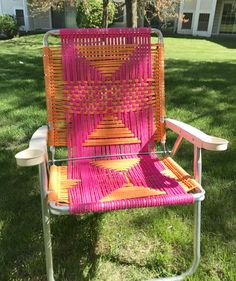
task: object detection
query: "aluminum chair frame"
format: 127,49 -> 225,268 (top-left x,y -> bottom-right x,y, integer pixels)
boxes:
36,127 -> 205,281
15,28 -> 228,281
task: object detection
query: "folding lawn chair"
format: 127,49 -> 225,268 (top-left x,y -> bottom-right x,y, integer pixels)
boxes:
15,28 -> 228,281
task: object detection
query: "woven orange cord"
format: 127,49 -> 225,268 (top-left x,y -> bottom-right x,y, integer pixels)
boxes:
48,157 -> 199,204
162,157 -> 200,192
48,165 -> 80,204
43,43 -> 166,147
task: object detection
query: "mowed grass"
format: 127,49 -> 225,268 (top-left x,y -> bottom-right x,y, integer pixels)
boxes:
0,34 -> 236,281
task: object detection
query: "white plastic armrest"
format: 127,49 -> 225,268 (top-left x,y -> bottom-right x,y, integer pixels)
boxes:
166,118 -> 228,151
15,126 -> 48,167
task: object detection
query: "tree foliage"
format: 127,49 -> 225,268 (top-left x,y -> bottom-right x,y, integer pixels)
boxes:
126,0 -> 180,28
0,15 -> 17,39
144,0 -> 180,28
76,0 -> 116,28
152,0 -> 179,21
27,0 -> 76,15
27,0 -> 180,28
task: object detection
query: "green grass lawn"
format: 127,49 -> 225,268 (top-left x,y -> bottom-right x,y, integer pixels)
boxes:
0,34 -> 236,281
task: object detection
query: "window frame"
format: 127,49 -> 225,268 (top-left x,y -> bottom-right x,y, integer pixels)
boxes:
182,12 -> 194,30
15,9 -> 25,26
197,13 -> 210,31
14,7 -> 26,27
217,1 -> 236,34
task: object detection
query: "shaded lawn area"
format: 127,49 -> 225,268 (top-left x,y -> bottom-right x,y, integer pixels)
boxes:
0,34 -> 236,281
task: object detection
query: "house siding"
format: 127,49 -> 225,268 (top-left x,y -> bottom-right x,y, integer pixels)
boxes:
184,0 -> 197,10
28,9 -> 51,30
178,0 -> 220,37
0,0 -> 24,15
64,3 -> 77,28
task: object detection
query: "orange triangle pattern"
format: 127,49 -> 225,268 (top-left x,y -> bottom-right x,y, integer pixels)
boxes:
91,158 -> 140,172
76,44 -> 137,78
100,183 -> 166,202
91,158 -> 166,202
83,116 -> 141,147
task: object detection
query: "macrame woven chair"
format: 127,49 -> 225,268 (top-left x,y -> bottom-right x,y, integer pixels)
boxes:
15,28 -> 228,281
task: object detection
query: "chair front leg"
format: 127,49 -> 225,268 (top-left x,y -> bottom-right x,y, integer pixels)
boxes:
148,200 -> 202,281
39,161 -> 55,281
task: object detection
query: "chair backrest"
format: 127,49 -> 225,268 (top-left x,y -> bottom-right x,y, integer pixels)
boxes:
43,28 -> 165,158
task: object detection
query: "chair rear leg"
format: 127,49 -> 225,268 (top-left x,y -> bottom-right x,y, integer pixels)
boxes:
39,162 -> 55,281
184,200 -> 201,277
148,200 -> 202,281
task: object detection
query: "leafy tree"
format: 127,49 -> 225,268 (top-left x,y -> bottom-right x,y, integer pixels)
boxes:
125,0 -> 180,28
27,0 -> 180,29
28,0 -> 115,28
76,0 -> 116,28
27,0 -> 76,15
142,0 -> 180,28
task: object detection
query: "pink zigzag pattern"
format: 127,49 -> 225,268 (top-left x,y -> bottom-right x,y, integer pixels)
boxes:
60,28 -> 154,158
59,28 -> 194,214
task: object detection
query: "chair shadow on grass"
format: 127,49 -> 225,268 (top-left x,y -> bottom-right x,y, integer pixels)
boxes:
165,59 -> 236,242
0,49 -> 101,281
0,53 -> 45,108
101,58 -> 236,276
0,53 -> 47,149
0,149 -> 102,281
52,214 -> 102,281
125,58 -> 236,274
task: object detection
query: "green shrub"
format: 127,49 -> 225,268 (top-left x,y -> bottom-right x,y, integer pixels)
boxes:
76,0 -> 116,28
0,15 -> 17,39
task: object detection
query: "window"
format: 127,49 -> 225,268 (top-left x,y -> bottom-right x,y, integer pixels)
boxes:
15,9 -> 25,26
182,13 -> 193,29
197,13 -> 210,31
220,3 -> 236,34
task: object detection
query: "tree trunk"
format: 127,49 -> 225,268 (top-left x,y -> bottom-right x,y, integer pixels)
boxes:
125,0 -> 137,27
137,1 -> 145,27
102,0 -> 109,28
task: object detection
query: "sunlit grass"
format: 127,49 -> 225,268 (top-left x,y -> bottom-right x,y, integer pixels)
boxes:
0,34 -> 236,281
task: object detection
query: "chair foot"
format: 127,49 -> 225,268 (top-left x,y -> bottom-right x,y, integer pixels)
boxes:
148,201 -> 201,281
39,162 -> 55,281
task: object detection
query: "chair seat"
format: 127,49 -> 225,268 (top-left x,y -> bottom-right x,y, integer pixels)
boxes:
48,155 -> 200,214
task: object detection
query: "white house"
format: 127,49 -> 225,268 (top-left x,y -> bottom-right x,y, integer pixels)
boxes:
0,0 -> 235,36
112,0 -> 236,36
177,0 -> 236,36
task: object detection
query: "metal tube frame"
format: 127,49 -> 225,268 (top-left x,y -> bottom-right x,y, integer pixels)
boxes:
43,28 -> 163,47
41,152 -> 204,281
39,161 -> 55,281
39,28 -> 205,281
148,201 -> 202,281
194,146 -> 202,185
48,151 -> 171,164
171,135 -> 183,157
42,155 -> 204,281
